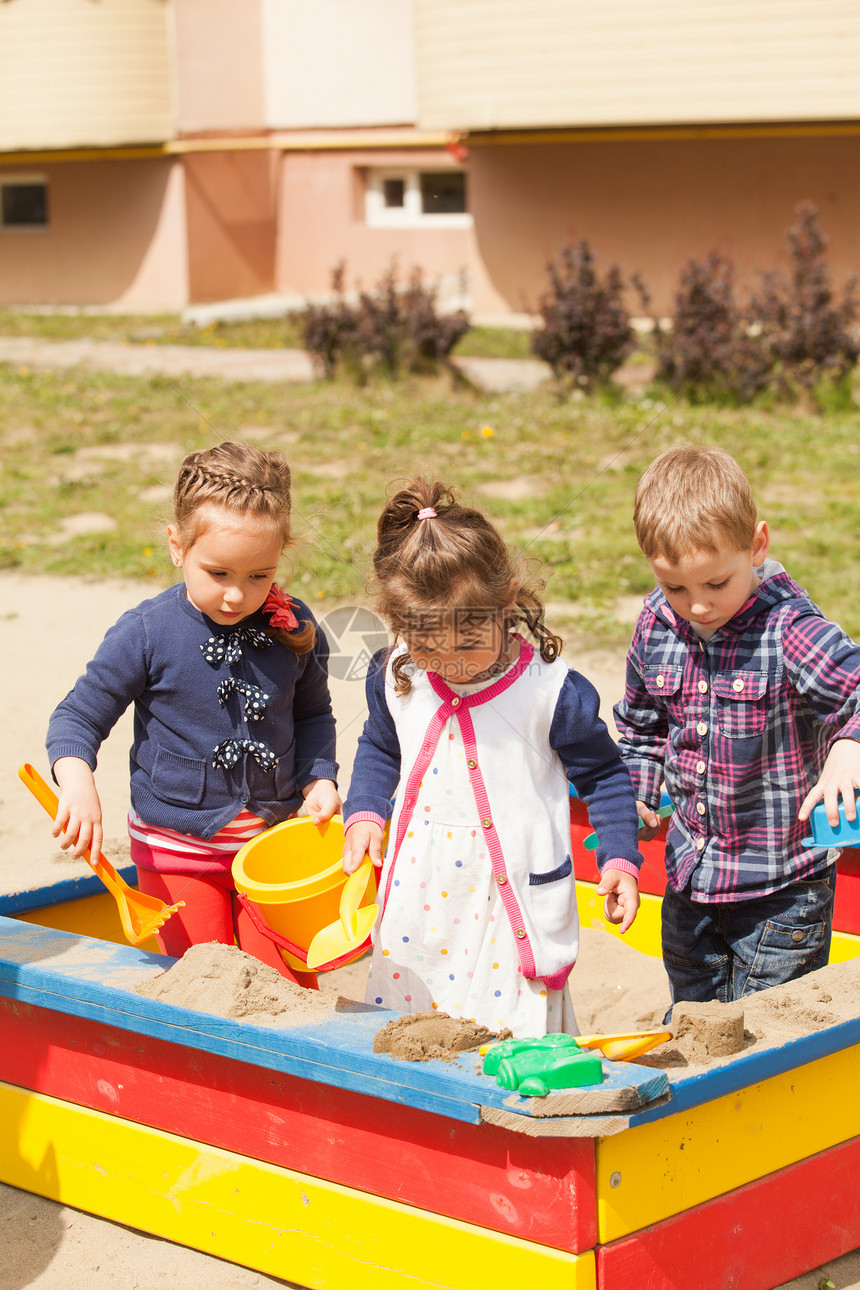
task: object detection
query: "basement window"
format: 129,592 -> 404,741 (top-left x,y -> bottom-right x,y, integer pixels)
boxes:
365,169 -> 470,229
1,178 -> 49,229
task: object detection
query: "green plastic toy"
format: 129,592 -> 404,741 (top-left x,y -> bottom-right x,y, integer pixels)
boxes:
583,793 -> 674,851
482,1034 -> 604,1097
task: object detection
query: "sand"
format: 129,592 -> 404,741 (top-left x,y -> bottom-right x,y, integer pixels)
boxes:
2,571 -> 859,1289
134,942 -> 336,1026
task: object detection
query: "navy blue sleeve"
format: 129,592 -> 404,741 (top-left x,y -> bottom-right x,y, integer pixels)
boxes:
292,610 -> 339,789
342,650 -> 401,823
549,668 -> 643,874
46,607 -> 150,774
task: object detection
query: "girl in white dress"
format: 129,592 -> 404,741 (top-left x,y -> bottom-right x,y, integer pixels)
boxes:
342,480 -> 642,1037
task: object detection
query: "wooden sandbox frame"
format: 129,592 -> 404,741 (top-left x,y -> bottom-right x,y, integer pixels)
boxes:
0,807 -> 858,1290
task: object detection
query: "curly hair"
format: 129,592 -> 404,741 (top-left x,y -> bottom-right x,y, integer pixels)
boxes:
172,441 -> 314,655
373,478 -> 563,693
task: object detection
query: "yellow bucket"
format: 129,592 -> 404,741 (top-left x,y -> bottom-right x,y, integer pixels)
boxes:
232,815 -> 377,973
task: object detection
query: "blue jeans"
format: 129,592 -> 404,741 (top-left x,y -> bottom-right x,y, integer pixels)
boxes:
661,865 -> 836,1012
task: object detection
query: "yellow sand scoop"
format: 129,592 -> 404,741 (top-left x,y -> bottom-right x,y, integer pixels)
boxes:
479,1028 -> 672,1064
573,1029 -> 672,1062
19,763 -> 184,947
305,856 -> 378,970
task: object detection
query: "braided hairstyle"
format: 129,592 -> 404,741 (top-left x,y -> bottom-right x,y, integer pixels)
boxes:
172,441 -> 314,654
374,478 -> 563,693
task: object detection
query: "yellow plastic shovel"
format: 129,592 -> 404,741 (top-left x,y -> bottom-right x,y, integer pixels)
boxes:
19,762 -> 184,947
575,1028 -> 672,1062
479,1027 -> 672,1064
305,856 -> 378,970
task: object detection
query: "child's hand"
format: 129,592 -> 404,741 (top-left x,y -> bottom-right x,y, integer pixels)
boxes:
342,821 -> 385,874
799,737 -> 860,827
301,778 -> 342,825
52,757 -> 103,860
636,799 -> 661,841
595,868 -> 640,934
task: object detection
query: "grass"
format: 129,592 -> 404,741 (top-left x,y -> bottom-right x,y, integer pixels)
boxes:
2,357 -> 860,653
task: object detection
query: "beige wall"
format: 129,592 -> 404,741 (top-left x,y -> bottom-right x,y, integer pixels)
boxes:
0,159 -> 188,308
184,151 -> 278,302
0,0 -> 173,150
274,148 -> 507,312
464,135 -> 860,315
261,0 -> 416,128
172,0 -> 266,134
414,0 -> 860,130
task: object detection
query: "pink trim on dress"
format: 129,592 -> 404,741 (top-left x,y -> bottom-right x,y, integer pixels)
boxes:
381,639 -> 542,980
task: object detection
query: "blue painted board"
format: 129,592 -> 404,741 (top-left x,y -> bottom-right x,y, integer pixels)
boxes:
0,917 -> 666,1129
0,865 -> 139,915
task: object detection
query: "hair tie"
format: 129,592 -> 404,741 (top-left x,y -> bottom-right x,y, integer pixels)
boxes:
417,507 -> 437,520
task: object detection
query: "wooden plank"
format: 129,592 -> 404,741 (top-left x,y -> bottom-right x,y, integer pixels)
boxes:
597,1134 -> 860,1290
0,863 -> 139,915
575,879 -> 860,966
15,891 -> 158,951
0,1080 -> 597,1290
0,996 -> 597,1252
0,917 -> 668,1132
595,1042 -> 860,1241
575,882 -> 663,960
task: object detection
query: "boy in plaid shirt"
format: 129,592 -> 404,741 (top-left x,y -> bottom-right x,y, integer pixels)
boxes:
614,446 -> 860,1006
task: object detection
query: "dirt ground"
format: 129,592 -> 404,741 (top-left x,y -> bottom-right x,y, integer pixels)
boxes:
1,570 -> 858,1289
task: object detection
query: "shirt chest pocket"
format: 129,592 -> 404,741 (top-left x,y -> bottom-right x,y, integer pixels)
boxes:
643,666 -> 683,718
713,670 -> 769,738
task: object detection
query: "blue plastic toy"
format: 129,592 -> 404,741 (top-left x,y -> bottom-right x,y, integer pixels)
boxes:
801,792 -> 860,848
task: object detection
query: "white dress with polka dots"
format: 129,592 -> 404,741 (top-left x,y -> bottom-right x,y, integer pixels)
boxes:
365,674 -> 578,1038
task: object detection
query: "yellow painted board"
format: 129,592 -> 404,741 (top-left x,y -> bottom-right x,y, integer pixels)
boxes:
15,894 -> 160,953
576,882 -> 860,966
576,881 -> 663,959
829,928 -> 860,964
0,1081 -> 595,1290
596,1044 -> 860,1242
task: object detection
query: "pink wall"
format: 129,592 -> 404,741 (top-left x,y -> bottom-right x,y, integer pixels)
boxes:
0,158 -> 188,308
184,150 -> 278,302
275,148 -> 506,311
465,135 -> 860,314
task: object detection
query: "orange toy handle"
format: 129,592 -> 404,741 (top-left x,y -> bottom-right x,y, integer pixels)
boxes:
18,762 -> 121,884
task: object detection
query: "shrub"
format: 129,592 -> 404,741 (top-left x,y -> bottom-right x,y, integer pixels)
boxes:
300,261 -> 470,380
531,240 -> 638,390
653,250 -> 770,403
299,263 -> 358,379
751,202 -> 860,391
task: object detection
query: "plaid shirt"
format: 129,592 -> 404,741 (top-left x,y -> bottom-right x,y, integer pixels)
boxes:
614,561 -> 860,902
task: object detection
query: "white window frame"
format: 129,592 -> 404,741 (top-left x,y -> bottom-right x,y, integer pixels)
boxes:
0,173 -> 49,233
365,168 -> 471,230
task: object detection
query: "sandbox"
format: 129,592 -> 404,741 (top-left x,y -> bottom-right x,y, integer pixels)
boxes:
0,815 -> 859,1290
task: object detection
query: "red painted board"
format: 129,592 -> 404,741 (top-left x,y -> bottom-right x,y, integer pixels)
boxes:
597,1133 -> 860,1290
570,799 -> 669,897
834,849 -> 860,935
0,997 -> 596,1253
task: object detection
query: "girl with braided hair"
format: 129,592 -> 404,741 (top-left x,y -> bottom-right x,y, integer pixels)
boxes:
47,442 -> 339,985
342,479 -> 642,1036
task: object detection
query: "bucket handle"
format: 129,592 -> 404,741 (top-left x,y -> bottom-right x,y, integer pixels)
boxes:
236,892 -> 371,972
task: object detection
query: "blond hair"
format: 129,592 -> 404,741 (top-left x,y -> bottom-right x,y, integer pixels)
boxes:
172,441 -> 314,655
373,478 -> 563,693
634,446 -> 758,561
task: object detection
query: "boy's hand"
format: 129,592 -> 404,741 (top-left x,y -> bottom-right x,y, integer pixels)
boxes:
799,738 -> 860,827
301,778 -> 342,825
595,868 -> 641,934
342,821 -> 384,874
52,757 -> 103,860
636,799 -> 661,841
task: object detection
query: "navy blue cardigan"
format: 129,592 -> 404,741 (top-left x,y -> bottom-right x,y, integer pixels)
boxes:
47,584 -> 338,839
